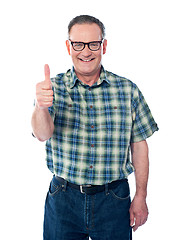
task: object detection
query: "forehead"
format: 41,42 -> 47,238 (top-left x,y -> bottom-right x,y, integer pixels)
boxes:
69,23 -> 102,41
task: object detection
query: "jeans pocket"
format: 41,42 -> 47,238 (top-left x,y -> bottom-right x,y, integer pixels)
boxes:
48,178 -> 62,197
110,180 -> 130,200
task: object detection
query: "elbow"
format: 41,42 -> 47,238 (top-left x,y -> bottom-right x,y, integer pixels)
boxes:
31,121 -> 54,142
33,129 -> 54,142
37,137 -> 47,142
131,140 -> 148,154
36,135 -> 52,142
32,132 -> 47,142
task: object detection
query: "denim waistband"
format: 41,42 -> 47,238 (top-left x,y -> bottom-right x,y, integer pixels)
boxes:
54,175 -> 127,195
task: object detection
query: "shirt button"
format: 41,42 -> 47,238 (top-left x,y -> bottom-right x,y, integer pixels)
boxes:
91,125 -> 94,129
114,106 -> 117,109
88,88 -> 91,91
90,165 -> 93,169
91,144 -> 94,147
90,105 -> 93,109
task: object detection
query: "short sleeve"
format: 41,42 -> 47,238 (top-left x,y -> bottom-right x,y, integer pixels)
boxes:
131,86 -> 159,143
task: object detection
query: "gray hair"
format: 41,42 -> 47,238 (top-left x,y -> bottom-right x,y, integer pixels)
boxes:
68,15 -> 106,39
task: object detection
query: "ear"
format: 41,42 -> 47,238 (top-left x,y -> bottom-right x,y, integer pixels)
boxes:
103,39 -> 107,55
66,40 -> 71,55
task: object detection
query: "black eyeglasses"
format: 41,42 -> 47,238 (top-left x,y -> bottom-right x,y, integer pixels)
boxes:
69,39 -> 103,51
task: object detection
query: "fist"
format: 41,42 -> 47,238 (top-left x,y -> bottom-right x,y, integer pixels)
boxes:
36,64 -> 53,109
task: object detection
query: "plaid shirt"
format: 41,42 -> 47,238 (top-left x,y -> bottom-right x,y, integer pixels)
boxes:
46,66 -> 158,185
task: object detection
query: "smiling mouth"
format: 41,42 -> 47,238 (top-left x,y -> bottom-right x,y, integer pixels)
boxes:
79,58 -> 95,62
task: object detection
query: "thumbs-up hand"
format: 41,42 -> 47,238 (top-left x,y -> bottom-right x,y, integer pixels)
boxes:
36,64 -> 54,109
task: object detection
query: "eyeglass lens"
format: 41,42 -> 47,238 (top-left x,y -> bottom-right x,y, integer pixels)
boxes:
72,41 -> 102,51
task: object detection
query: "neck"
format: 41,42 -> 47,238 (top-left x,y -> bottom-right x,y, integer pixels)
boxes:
75,67 -> 101,86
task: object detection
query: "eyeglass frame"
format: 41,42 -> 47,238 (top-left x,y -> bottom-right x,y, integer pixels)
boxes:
69,39 -> 104,51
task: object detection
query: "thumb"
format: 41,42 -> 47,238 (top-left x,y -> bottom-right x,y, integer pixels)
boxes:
130,210 -> 135,227
44,64 -> 51,83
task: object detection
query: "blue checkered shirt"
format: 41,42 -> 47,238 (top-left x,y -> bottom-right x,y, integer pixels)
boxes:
45,66 -> 158,185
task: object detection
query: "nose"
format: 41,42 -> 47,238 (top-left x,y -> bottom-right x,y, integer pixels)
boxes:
81,44 -> 92,57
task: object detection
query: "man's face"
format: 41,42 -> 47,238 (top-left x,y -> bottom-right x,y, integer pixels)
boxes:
66,23 -> 107,81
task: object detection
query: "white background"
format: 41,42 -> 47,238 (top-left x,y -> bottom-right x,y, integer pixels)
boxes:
0,0 -> 177,239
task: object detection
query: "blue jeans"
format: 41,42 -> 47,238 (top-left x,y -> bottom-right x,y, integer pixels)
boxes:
43,176 -> 132,240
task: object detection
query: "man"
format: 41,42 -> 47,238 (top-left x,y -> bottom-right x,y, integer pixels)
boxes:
31,15 -> 158,240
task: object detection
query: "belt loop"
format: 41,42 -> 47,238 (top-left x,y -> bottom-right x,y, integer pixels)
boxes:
62,179 -> 67,192
105,183 -> 109,195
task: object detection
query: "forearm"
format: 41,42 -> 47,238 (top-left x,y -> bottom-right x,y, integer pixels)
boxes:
131,140 -> 149,199
31,105 -> 54,142
129,140 -> 149,231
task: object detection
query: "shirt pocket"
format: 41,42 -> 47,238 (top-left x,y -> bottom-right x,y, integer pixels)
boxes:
96,104 -> 132,131
59,102 -> 86,137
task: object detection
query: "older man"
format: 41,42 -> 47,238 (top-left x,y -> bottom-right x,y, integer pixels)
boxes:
31,15 -> 158,240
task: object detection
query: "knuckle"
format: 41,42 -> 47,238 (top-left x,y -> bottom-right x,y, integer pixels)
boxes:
43,81 -> 52,90
36,81 -> 43,89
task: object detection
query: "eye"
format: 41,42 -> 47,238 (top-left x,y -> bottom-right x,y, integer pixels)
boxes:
73,42 -> 84,50
89,41 -> 101,51
90,42 -> 99,47
74,43 -> 83,47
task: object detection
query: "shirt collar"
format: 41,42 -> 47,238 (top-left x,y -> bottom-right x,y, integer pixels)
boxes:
69,66 -> 111,89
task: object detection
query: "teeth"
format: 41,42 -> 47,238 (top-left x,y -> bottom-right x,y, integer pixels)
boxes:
81,59 -> 92,62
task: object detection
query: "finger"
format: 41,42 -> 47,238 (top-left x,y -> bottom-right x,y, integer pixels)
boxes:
44,64 -> 51,84
43,97 -> 53,102
39,89 -> 53,96
36,97 -> 53,109
133,217 -> 141,232
37,95 -> 53,102
37,101 -> 53,109
141,216 -> 148,225
129,210 -> 135,227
